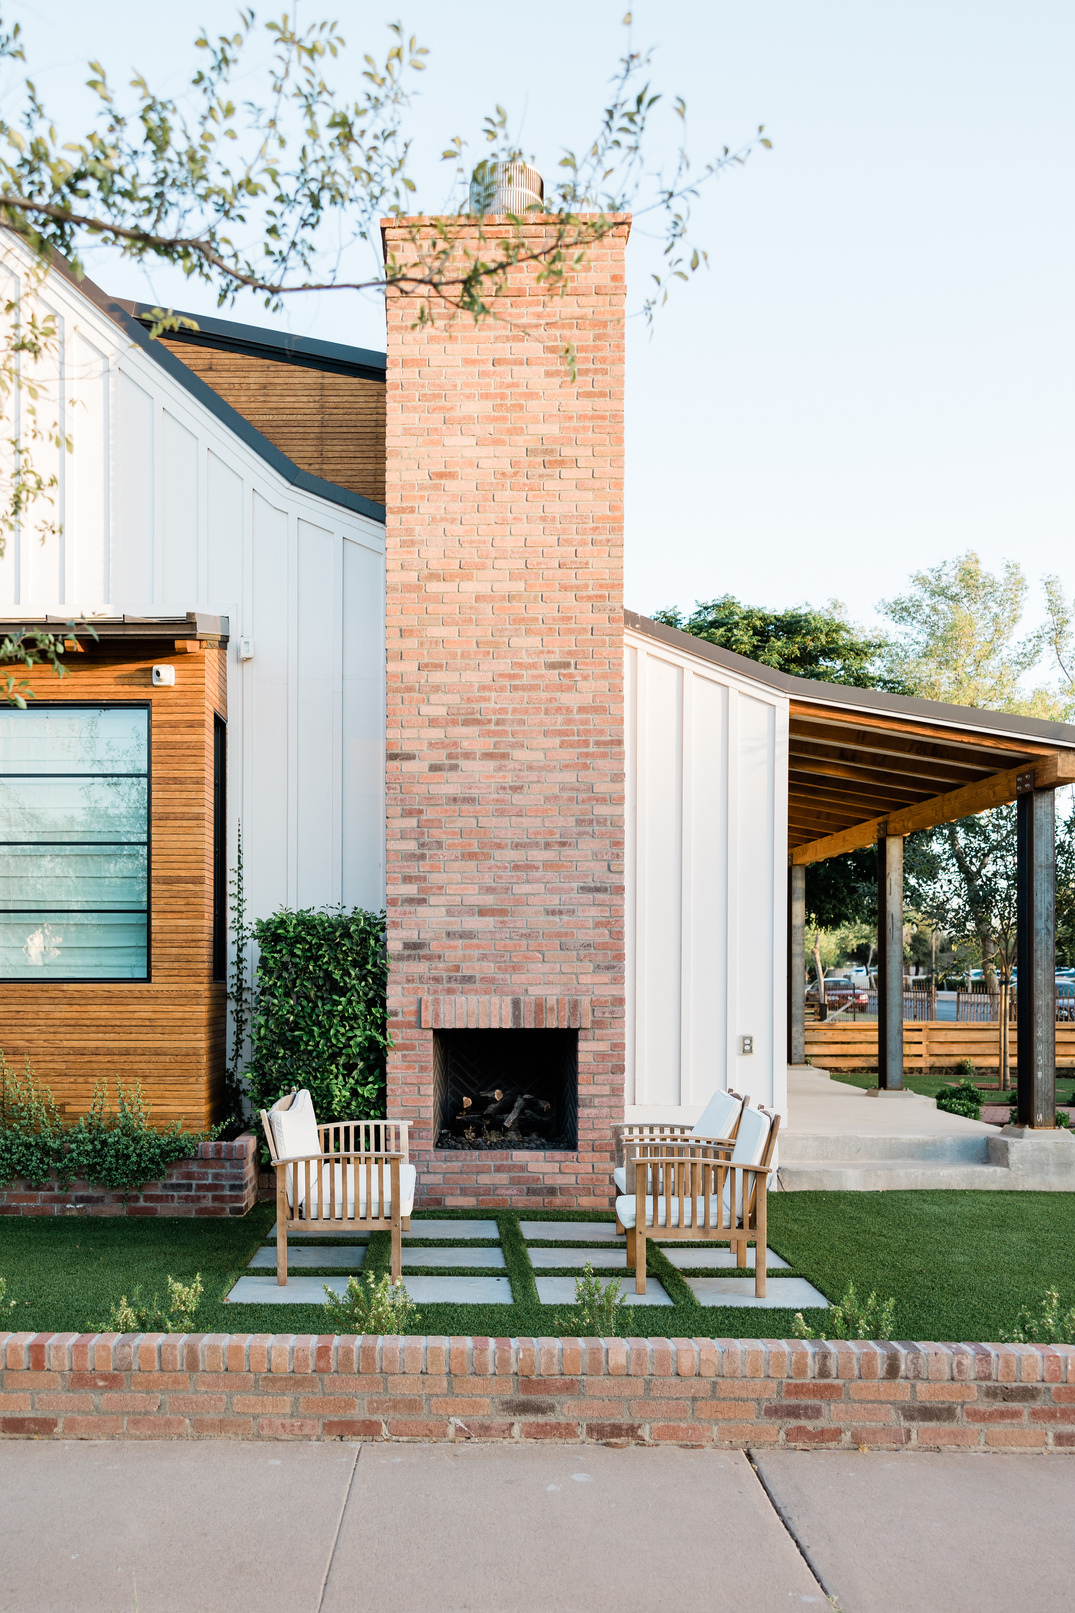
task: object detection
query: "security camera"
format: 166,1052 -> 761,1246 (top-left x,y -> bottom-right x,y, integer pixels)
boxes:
152,665 -> 176,687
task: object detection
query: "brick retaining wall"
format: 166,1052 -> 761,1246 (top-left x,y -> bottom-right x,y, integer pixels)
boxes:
0,1135 -> 257,1217
3,1334 -> 1075,1448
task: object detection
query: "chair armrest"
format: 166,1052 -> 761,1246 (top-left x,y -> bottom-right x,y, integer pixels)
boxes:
275,1150 -> 405,1166
612,1122 -> 693,1166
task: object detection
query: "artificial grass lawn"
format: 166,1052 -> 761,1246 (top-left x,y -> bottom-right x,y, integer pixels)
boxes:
3,1193 -> 1075,1340
828,1067 -> 1075,1106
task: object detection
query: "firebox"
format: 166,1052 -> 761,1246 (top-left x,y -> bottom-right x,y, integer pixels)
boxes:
433,1030 -> 579,1152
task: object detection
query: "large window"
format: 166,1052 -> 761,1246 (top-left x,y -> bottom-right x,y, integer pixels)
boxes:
0,705 -> 150,980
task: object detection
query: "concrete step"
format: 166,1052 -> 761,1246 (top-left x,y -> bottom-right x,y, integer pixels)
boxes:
776,1158 -> 1012,1191
780,1131 -> 992,1165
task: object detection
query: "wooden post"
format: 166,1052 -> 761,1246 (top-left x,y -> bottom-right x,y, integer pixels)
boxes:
1016,782 -> 1056,1127
788,863 -> 806,1065
877,833 -> 905,1090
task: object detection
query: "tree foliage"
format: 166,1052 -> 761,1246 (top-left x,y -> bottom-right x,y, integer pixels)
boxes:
880,550 -> 1063,717
653,595 -> 899,690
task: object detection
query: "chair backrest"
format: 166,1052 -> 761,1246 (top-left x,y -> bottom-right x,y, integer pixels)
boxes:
689,1087 -> 746,1142
742,1108 -> 781,1224
728,1104 -> 771,1167
261,1089 -> 321,1166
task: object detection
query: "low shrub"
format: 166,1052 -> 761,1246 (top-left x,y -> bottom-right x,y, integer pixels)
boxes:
1003,1288 -> 1075,1345
322,1272 -> 419,1334
559,1263 -> 627,1336
0,1058 -> 210,1199
793,1279 -> 895,1341
957,1058 -> 977,1077
244,908 -> 390,1129
935,1080 -> 982,1120
102,1274 -> 204,1334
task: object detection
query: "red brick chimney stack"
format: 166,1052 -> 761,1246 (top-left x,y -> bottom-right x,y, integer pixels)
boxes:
382,205 -> 629,1207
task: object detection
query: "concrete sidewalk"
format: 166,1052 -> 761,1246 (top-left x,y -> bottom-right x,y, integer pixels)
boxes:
2,1441 -> 1073,1612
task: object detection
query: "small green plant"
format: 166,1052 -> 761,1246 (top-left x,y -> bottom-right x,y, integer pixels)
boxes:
1003,1288 -> 1075,1345
0,1059 -> 210,1200
792,1279 -> 895,1341
102,1273 -> 204,1334
935,1080 -> 982,1120
558,1262 -> 627,1336
957,1058 -> 977,1077
322,1271 -> 419,1334
1056,1109 -> 1072,1129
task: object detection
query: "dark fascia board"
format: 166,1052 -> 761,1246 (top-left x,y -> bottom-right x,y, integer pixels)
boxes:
0,612 -> 229,645
624,609 -> 1075,752
118,300 -> 387,382
27,241 -> 386,525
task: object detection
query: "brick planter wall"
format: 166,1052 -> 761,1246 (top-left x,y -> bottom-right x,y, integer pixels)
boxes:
0,1134 -> 257,1217
3,1334 -> 1075,1448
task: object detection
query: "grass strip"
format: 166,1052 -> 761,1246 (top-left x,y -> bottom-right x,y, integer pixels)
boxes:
497,1210 -> 540,1307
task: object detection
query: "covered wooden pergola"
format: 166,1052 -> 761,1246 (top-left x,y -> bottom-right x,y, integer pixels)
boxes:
784,682 -> 1075,1128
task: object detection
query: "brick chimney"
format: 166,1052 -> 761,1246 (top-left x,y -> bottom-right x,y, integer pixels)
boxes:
382,203 -> 629,1207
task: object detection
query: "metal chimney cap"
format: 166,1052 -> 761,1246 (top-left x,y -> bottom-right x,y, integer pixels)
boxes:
469,160 -> 544,217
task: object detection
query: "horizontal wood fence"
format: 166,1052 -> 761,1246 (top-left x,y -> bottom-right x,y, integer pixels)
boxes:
805,1022 -> 1075,1073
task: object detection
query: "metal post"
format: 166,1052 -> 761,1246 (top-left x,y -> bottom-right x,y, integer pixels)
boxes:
1016,784 -> 1056,1127
877,832 -> 904,1090
788,863 -> 806,1065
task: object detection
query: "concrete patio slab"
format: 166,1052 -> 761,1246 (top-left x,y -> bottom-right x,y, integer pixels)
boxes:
401,1275 -> 513,1303
753,1450 -> 1075,1613
663,1246 -> 789,1270
247,1244 -> 366,1270
405,1219 -> 500,1239
534,1276 -> 672,1306
323,1446 -> 825,1613
401,1247 -> 506,1269
521,1221 -> 623,1242
265,1222 -> 369,1240
528,1246 -> 628,1269
684,1276 -> 829,1309
226,1274 -> 353,1304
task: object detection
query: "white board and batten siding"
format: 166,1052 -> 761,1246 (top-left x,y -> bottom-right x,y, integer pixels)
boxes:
625,626 -> 789,1124
0,248 -> 387,930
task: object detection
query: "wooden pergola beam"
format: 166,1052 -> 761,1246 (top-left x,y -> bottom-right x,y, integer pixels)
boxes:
790,754 -> 1075,865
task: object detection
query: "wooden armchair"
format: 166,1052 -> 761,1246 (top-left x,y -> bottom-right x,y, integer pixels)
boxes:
612,1089 -> 748,1227
615,1106 -> 781,1298
260,1091 -> 414,1285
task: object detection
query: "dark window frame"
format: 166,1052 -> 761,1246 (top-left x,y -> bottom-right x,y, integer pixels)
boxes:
0,700 -> 153,984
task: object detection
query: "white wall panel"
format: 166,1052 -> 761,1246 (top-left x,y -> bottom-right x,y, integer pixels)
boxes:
161,411 -> 199,611
342,536 -> 386,912
625,628 -> 788,1122
116,373 -> 154,606
0,244 -> 388,962
296,517 -> 337,908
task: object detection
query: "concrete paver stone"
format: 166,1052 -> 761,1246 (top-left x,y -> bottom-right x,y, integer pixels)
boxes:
684,1276 -> 829,1308
247,1244 -> 366,1271
521,1221 -> 624,1242
663,1245 -> 790,1270
533,1276 -> 673,1306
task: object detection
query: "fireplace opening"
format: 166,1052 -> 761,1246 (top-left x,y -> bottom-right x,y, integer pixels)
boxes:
434,1029 -> 578,1151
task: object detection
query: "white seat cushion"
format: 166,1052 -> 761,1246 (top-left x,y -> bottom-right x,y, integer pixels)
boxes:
290,1159 -> 417,1220
616,1193 -> 727,1230
689,1088 -> 744,1141
270,1088 -> 321,1166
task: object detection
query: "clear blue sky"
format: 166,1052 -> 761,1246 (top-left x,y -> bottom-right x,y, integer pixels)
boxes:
6,1 -> 1073,639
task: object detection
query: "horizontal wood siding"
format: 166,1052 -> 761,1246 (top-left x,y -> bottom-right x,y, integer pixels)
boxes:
805,1021 -> 1075,1072
159,341 -> 386,505
0,643 -> 227,1128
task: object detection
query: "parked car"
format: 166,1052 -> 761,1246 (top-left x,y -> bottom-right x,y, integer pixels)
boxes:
807,975 -> 869,1008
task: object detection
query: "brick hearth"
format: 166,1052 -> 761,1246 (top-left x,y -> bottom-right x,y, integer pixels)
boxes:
382,214 -> 629,1207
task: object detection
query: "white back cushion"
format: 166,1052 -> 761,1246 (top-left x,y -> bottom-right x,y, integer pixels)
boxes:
270,1088 -> 321,1162
729,1105 -> 771,1167
690,1089 -> 743,1141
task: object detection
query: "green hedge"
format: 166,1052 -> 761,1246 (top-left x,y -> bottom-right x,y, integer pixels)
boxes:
244,907 -> 390,1125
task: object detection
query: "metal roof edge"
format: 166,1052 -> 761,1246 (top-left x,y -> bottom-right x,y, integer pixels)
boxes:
119,300 -> 387,381
624,609 -> 1075,751
15,241 -> 385,525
